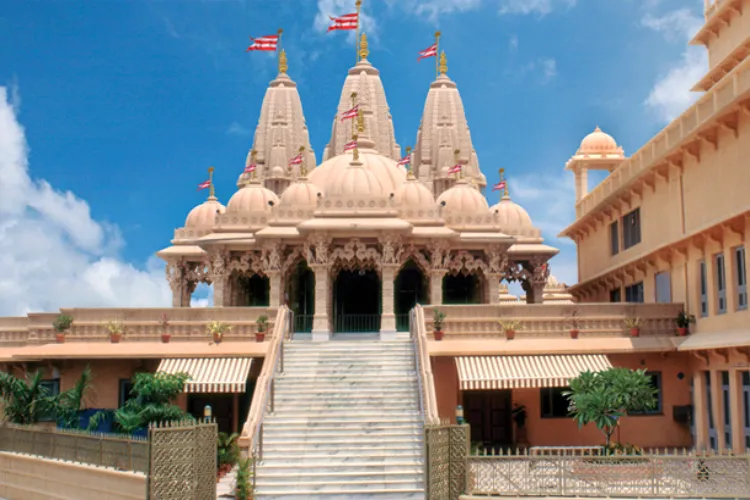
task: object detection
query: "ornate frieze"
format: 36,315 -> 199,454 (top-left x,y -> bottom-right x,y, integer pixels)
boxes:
330,239 -> 381,272
165,261 -> 185,292
528,255 -> 551,285
445,250 -> 488,276
378,233 -> 404,266
304,234 -> 332,265
227,253 -> 264,276
428,241 -> 451,271
485,247 -> 510,275
399,244 -> 431,273
260,242 -> 282,274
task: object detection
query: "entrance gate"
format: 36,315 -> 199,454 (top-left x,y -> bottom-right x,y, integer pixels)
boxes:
333,269 -> 381,333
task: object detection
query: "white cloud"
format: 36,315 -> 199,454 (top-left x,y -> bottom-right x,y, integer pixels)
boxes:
226,121 -> 252,137
385,0 -> 575,22
540,58 -> 557,80
498,0 -> 576,16
190,283 -> 214,308
509,34 -> 519,51
0,87 -> 172,316
512,57 -> 558,83
314,0 -> 377,40
642,6 -> 708,123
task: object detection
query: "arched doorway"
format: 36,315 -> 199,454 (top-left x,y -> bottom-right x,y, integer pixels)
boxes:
287,261 -> 314,333
236,274 -> 270,306
443,273 -> 483,304
395,260 -> 427,331
333,270 -> 381,333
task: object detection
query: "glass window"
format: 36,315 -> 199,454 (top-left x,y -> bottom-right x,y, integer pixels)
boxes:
655,272 -> 671,303
609,288 -> 621,303
540,387 -> 570,418
736,246 -> 747,310
625,282 -> 644,303
38,379 -> 60,422
622,208 -> 641,250
715,253 -> 726,314
629,372 -> 662,415
699,260 -> 708,317
118,378 -> 134,408
610,221 -> 619,256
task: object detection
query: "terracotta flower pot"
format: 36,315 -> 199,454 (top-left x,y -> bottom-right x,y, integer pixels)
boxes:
161,333 -> 171,343
677,327 -> 688,337
213,332 -> 222,344
55,333 -> 65,344
434,330 -> 444,341
256,332 -> 266,343
569,329 -> 579,339
630,327 -> 640,338
110,333 -> 122,344
505,329 -> 516,340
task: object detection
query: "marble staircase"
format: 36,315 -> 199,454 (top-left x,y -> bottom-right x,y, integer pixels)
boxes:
253,339 -> 425,500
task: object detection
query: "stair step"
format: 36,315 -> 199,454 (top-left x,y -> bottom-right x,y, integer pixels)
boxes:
263,429 -> 420,439
260,444 -> 423,456
263,415 -> 423,425
254,478 -> 424,491
260,454 -> 423,464
256,467 -> 423,477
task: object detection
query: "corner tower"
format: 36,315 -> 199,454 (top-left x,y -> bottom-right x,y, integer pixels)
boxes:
240,50 -> 316,193
322,33 -> 401,161
413,51 -> 484,197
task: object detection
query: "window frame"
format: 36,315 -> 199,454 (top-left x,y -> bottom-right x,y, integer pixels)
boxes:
38,379 -> 61,422
118,378 -> 134,408
622,208 -> 641,251
628,371 -> 663,416
735,246 -> 747,311
609,288 -> 622,303
715,252 -> 727,315
610,220 -> 620,256
654,271 -> 672,303
625,282 -> 644,304
699,259 -> 708,318
540,387 -> 570,419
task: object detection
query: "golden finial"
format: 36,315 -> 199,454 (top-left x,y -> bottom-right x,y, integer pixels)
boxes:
208,166 -> 216,198
439,51 -> 448,75
453,148 -> 461,180
405,146 -> 414,179
250,150 -> 257,181
352,134 -> 360,161
357,108 -> 365,134
359,32 -> 369,60
499,168 -> 509,197
278,49 -> 288,74
298,146 -> 306,177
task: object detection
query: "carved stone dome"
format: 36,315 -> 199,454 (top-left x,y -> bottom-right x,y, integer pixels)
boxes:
185,197 -> 225,228
280,179 -> 321,208
436,179 -> 489,213
489,195 -> 533,230
578,126 -> 621,155
326,161 -> 386,198
394,177 -> 435,210
226,181 -> 279,214
309,149 -> 406,195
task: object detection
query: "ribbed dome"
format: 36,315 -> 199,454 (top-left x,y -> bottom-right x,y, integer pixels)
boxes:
489,195 -> 533,229
326,162 -> 386,198
394,177 -> 435,210
280,179 -> 321,207
437,180 -> 489,213
185,197 -> 225,228
226,181 -> 279,214
578,126 -> 620,155
309,149 -> 406,195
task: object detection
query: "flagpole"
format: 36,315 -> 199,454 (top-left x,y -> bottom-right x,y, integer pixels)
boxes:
277,28 -> 283,70
434,31 -> 441,79
454,149 -> 461,180
208,166 -> 215,197
350,92 -> 357,143
355,0 -> 363,63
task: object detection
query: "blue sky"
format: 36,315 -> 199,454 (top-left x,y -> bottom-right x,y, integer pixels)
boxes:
0,0 -> 708,313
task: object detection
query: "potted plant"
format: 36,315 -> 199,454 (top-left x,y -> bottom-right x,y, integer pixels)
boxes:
512,404 -> 529,446
624,317 -> 642,337
208,321 -> 231,344
104,320 -> 124,343
234,457 -> 254,500
159,313 -> 171,343
52,314 -> 73,343
675,311 -> 696,336
499,320 -> 521,340
568,309 -> 580,339
433,309 -> 446,341
256,315 -> 269,343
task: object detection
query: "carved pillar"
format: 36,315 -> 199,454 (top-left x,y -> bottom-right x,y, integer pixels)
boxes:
487,273 -> 502,305
182,281 -> 196,307
166,262 -> 185,307
430,270 -> 447,305
525,258 -> 550,305
693,369 -> 710,451
728,369 -> 745,453
210,252 -> 228,307
268,271 -> 282,308
709,369 -> 726,451
380,264 -> 398,340
311,265 -> 331,341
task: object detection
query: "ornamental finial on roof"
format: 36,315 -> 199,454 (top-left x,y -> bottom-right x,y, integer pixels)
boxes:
208,166 -> 216,198
279,49 -> 288,74
499,168 -> 509,197
248,150 -> 257,183
298,146 -> 306,177
439,51 -> 448,75
359,32 -> 369,60
405,146 -> 414,179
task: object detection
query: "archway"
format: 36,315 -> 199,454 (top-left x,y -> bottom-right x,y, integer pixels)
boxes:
287,261 -> 315,333
236,274 -> 270,306
443,273 -> 484,304
333,270 -> 381,333
395,260 -> 427,331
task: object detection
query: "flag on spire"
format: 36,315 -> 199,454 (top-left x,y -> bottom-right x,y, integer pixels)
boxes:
343,140 -> 357,152
397,154 -> 411,167
448,164 -> 462,175
244,164 -> 257,174
246,34 -> 279,52
328,12 -> 358,31
340,104 -> 359,122
288,153 -> 303,165
418,43 -> 437,61
197,180 -> 211,190
492,181 -> 506,192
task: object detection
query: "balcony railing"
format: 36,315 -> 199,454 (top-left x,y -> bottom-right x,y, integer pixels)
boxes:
333,314 -> 381,333
293,314 -> 313,333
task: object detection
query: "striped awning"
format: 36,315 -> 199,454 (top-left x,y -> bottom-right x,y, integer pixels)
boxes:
456,355 -> 612,390
157,357 -> 253,393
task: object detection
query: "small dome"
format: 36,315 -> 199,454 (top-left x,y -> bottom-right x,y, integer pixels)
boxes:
280,179 -> 321,208
185,197 -> 225,228
226,182 -> 279,214
270,165 -> 286,178
437,180 -> 489,213
310,149 -> 405,194
490,195 -> 533,230
326,162 -> 386,198
545,275 -> 562,289
394,177 -> 435,211
578,126 -> 620,155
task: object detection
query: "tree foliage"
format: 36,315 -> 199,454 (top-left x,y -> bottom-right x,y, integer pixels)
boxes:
563,367 -> 657,446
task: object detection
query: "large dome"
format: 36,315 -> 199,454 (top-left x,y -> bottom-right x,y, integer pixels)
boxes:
327,161 -> 386,198
309,149 -> 406,196
578,126 -> 621,155
489,195 -> 533,230
185,197 -> 225,228
226,181 -> 279,214
436,179 -> 489,213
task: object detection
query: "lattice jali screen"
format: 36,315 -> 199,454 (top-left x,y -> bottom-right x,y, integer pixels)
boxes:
425,423 -> 469,500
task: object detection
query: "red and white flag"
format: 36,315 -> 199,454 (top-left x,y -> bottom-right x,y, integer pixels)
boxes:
246,34 -> 279,52
492,181 -> 506,192
197,180 -> 211,190
448,164 -> 462,175
244,164 -> 257,174
397,154 -> 411,167
327,12 -> 358,32
288,154 -> 303,165
418,43 -> 437,61
340,104 -> 359,122
343,140 -> 357,152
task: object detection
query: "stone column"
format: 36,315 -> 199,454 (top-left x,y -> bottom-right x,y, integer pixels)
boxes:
380,265 -> 398,340
574,166 -> 589,202
181,281 -> 196,308
728,369 -> 745,453
693,370 -> 710,451
167,262 -> 186,307
311,265 -> 330,341
525,282 -> 545,304
487,273 -> 502,305
430,270 -> 447,305
709,369 -> 726,451
268,271 -> 282,308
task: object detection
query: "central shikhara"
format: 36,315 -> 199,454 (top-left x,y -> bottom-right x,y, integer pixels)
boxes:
158,34 -> 559,339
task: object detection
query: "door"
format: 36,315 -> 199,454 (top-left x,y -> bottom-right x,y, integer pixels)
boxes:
463,390 -> 513,448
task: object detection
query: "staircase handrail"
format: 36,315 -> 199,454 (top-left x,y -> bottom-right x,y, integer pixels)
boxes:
410,308 -> 425,424
244,305 -> 291,461
412,304 -> 439,425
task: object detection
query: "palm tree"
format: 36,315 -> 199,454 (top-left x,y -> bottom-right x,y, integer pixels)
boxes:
57,366 -> 93,428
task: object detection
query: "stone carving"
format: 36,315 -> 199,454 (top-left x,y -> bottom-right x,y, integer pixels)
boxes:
305,234 -> 332,265
486,248 -> 510,275
281,247 -> 303,274
379,233 -> 404,266
429,242 -> 450,270
446,250 -> 489,276
502,260 -> 528,283
227,252 -> 264,276
208,251 -> 227,283
330,239 -> 381,272
165,261 -> 185,292
529,256 -> 551,285
399,245 -> 431,273
261,242 -> 282,273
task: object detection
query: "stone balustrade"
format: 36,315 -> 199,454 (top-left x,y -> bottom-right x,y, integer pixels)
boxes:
0,307 -> 278,346
423,303 -> 685,339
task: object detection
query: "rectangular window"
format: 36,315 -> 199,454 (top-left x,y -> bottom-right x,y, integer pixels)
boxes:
118,378 -> 134,408
610,221 -> 619,256
540,387 -> 570,418
625,282 -> 644,303
699,260 -> 708,318
39,379 -> 61,422
629,372 -> 662,415
609,288 -> 621,303
655,272 -> 672,303
622,208 -> 641,250
736,246 -> 747,310
715,253 -> 727,314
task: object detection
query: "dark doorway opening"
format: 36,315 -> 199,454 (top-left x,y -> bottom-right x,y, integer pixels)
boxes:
333,270 -> 381,332
187,393 -> 249,435
443,273 -> 482,304
288,261 -> 314,333
395,260 -> 427,331
463,390 -> 513,449
237,274 -> 269,306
